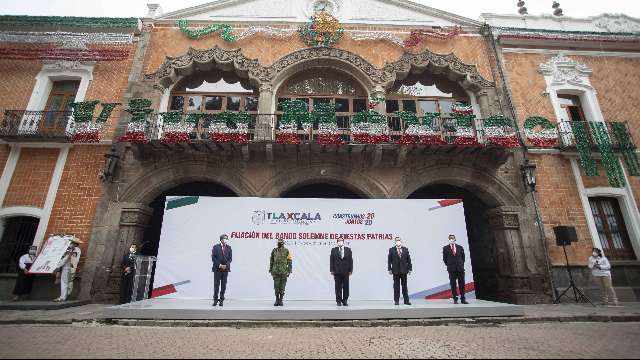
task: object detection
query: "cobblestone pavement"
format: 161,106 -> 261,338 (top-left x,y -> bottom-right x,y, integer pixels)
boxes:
0,322 -> 639,358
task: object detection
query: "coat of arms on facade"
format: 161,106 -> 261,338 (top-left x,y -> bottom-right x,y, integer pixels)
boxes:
299,10 -> 344,47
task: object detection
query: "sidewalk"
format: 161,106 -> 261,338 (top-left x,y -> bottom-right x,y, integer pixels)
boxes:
0,303 -> 639,327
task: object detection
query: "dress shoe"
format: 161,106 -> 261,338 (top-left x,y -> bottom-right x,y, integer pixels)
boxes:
395,302 -> 400,306
404,301 -> 412,306
218,301 -> 224,307
461,299 -> 469,305
342,302 -> 349,307
337,302 -> 343,307
454,299 -> 459,305
212,300 -> 218,307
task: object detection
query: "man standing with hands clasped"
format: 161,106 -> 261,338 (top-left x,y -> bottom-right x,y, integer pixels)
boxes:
388,237 -> 412,306
212,234 -> 232,307
443,234 -> 468,304
330,238 -> 353,307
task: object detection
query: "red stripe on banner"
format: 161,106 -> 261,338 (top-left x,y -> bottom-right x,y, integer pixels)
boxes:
425,282 -> 475,300
437,199 -> 463,208
151,284 -> 177,298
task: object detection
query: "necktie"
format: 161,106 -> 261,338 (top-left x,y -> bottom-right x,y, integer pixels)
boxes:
398,248 -> 402,257
221,245 -> 225,257
452,244 -> 456,256
340,247 -> 344,259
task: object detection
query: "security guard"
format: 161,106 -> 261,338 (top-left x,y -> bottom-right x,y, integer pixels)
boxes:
269,238 -> 292,307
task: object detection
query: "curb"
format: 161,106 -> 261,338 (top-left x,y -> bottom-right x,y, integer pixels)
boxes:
107,315 -> 640,328
1,315 -> 639,327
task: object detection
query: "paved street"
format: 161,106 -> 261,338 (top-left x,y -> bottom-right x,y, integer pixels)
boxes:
0,322 -> 639,358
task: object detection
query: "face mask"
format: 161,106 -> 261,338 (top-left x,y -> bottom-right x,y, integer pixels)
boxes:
337,242 -> 344,247
449,239 -> 456,245
593,252 -> 599,257
278,242 -> 284,248
396,241 -> 402,247
130,247 -> 136,253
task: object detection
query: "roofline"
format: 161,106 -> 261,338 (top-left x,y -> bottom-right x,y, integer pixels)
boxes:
158,0 -> 484,27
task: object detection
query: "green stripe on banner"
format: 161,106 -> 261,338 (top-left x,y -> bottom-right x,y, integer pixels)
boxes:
166,196 -> 199,210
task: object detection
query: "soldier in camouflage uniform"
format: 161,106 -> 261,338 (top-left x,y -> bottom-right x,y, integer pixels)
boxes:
269,239 -> 292,307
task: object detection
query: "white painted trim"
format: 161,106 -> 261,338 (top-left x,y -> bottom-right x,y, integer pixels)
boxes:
502,48 -> 640,58
0,206 -> 43,219
23,62 -> 95,134
33,145 -> 70,248
0,146 -> 21,207
570,157 -> 601,249
570,157 -> 640,258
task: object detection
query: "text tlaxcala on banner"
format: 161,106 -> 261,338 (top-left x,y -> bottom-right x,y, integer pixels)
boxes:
153,197 -> 474,301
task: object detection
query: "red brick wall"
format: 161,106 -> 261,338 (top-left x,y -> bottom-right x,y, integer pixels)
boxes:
45,145 -> 109,270
530,154 -> 594,265
0,59 -> 41,111
2,148 -> 59,208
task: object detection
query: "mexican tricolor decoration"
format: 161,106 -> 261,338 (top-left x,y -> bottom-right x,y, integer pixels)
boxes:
484,115 -> 519,148
68,101 -> 119,143
351,111 -> 389,144
159,111 -> 191,144
314,103 -> 344,146
118,99 -> 152,144
524,116 -> 558,148
209,111 -> 251,144
278,100 -> 311,145
450,102 -> 479,147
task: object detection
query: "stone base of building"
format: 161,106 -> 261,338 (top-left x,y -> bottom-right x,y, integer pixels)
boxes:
0,274 -> 82,301
552,263 -> 640,302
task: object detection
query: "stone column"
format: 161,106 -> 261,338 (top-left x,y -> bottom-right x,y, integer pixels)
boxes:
486,206 -> 536,305
256,83 -> 275,141
370,85 -> 386,114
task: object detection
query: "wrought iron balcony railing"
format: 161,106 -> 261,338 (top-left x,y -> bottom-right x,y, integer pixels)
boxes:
129,113 -> 517,147
0,110 -> 73,141
556,121 -> 635,150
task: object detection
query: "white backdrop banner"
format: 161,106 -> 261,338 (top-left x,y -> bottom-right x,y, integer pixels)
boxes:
153,197 -> 474,301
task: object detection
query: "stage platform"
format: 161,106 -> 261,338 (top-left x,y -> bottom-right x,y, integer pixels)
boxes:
103,299 -> 524,321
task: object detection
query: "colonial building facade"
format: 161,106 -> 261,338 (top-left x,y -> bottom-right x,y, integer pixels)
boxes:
0,0 -> 638,304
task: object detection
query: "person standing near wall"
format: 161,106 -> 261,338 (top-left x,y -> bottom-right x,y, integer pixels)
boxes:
11,246 -> 37,302
588,248 -> 619,306
330,239 -> 353,307
119,243 -> 138,304
53,238 -> 82,302
212,234 -> 232,307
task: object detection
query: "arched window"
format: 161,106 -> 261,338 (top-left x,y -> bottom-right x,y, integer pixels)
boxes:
169,72 -> 259,114
386,74 -> 470,116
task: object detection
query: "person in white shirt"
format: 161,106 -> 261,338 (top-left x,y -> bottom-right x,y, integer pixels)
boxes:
53,239 -> 82,302
12,246 -> 37,301
588,247 -> 619,306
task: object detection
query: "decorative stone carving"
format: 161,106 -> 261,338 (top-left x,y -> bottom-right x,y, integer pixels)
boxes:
145,46 -> 496,95
538,53 -> 593,88
487,212 -> 520,230
45,60 -> 84,71
383,52 -> 495,91
594,14 -> 640,34
119,207 -> 153,227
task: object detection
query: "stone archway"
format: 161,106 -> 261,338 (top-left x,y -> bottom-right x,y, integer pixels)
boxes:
394,165 -> 538,304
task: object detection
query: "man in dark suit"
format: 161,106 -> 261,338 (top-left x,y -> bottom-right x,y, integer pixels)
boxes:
443,234 -> 468,304
330,239 -> 353,307
388,237 -> 412,306
212,234 -> 232,307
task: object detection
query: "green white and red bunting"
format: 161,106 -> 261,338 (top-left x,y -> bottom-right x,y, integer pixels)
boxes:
278,100 -> 312,145
68,101 -> 119,143
484,115 -> 519,148
161,111 -> 193,144
208,112 -> 251,144
351,111 -> 389,144
118,99 -> 152,144
396,112 -> 446,145
524,117 -> 558,148
451,102 -> 479,147
314,103 -> 344,146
